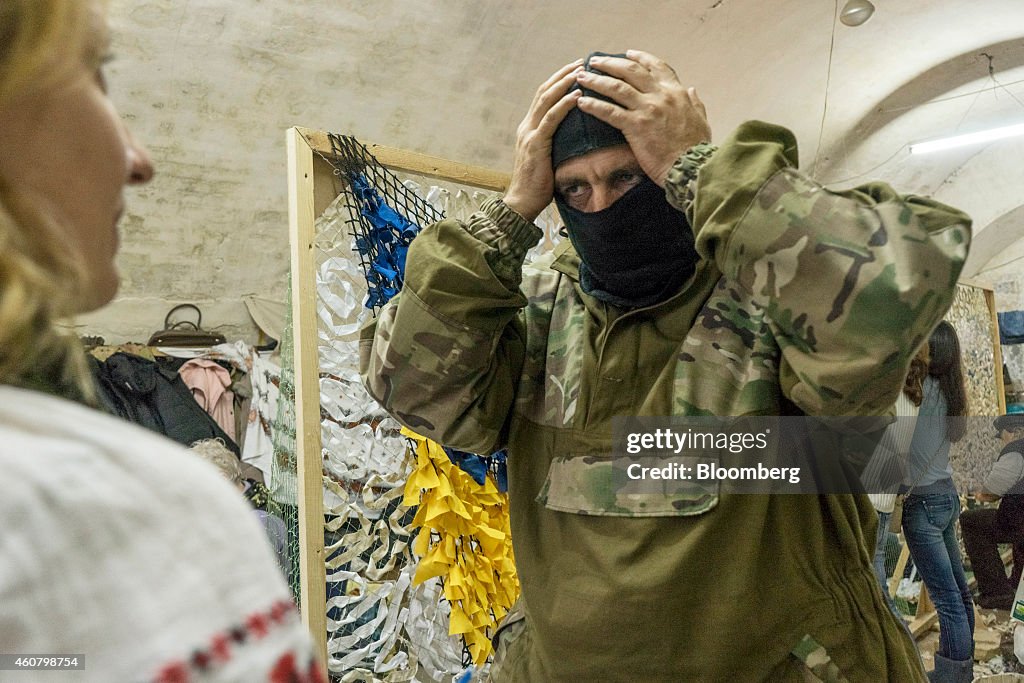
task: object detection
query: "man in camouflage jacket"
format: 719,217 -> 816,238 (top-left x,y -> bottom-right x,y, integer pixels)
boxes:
360,51 -> 970,681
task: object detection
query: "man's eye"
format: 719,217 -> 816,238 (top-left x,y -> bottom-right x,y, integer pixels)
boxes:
561,184 -> 586,197
614,171 -> 641,186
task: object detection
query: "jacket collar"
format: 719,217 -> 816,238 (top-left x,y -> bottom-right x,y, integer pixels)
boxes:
551,239 -> 580,281
548,237 -> 718,339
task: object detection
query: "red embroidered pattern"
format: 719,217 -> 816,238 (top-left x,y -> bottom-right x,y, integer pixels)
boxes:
155,662 -> 189,683
153,599 -> 324,683
268,651 -> 327,683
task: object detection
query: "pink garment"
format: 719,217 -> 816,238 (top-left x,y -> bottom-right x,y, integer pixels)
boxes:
179,358 -> 236,441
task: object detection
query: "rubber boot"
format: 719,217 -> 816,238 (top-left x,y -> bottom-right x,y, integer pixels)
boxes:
927,653 -> 974,683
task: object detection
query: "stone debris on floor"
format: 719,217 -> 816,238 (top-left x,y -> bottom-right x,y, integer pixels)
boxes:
916,606 -> 1024,678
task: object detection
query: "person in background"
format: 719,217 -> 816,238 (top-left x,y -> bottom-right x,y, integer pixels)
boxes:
361,49 -> 970,681
901,321 -> 974,683
190,438 -> 289,572
866,343 -> 929,614
0,2 -> 321,680
960,414 -> 1024,610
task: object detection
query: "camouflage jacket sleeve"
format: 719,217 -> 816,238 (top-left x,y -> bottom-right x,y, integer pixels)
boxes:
672,120 -> 972,416
359,198 -> 542,454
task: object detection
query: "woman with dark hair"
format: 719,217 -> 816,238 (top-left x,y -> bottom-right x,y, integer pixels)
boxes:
902,320 -> 973,683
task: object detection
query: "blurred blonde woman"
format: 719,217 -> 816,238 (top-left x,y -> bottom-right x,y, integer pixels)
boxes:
0,2 -> 322,680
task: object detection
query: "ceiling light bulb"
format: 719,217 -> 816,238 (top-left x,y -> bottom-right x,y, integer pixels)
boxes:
840,0 -> 875,26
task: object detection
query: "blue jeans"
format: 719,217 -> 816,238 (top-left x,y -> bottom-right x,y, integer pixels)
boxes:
902,492 -> 975,661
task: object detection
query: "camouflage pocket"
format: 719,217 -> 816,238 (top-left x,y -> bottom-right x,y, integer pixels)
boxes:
790,634 -> 849,683
535,454 -> 719,517
488,599 -> 529,681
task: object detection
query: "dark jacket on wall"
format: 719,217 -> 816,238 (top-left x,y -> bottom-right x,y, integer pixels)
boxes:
89,352 -> 240,455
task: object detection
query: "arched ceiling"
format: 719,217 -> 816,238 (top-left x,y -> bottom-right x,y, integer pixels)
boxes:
93,0 -> 1024,338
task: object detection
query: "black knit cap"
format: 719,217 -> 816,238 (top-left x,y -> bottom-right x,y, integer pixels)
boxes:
551,51 -> 628,169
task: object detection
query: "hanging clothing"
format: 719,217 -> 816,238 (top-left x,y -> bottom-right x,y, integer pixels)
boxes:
198,342 -> 280,483
999,311 -> 1024,345
89,351 -> 239,454
179,358 -> 236,441
866,391 -> 921,616
866,391 -> 922,514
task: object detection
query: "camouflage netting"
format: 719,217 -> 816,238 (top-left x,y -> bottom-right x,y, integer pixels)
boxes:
269,276 -> 300,600
945,284 -> 1004,492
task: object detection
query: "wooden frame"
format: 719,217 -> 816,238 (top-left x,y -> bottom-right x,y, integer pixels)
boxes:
286,127 -> 510,673
286,128 -> 327,670
294,127 -> 510,193
986,287 -> 1008,416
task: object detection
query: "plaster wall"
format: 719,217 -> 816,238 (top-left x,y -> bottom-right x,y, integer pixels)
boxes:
81,0 -> 1024,345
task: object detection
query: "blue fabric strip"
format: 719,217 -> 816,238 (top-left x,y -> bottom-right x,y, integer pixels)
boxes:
348,171 -> 508,487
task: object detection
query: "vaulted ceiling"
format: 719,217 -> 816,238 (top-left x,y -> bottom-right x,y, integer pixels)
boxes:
90,0 -> 1024,340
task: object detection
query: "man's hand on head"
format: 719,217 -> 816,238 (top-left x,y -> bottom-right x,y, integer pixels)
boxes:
503,60 -> 583,223
575,50 -> 711,187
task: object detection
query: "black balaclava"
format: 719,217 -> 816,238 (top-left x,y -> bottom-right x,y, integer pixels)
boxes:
552,52 -> 698,309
